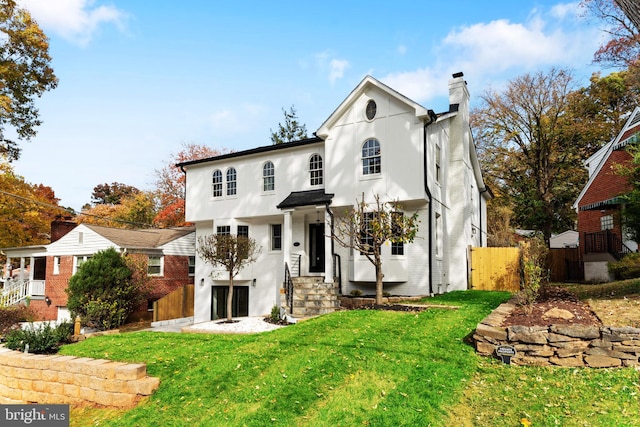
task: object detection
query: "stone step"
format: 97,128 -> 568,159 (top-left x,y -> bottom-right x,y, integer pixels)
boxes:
293,294 -> 340,303
292,299 -> 340,308
292,288 -> 339,297
292,306 -> 337,317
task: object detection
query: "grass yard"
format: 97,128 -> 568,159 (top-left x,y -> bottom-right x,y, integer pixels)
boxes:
58,289 -> 640,426
562,280 -> 640,328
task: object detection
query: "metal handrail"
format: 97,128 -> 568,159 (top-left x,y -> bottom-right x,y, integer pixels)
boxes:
584,230 -> 633,260
333,253 -> 342,294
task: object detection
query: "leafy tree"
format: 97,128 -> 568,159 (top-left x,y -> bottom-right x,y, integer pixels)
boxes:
270,105 -> 308,144
331,194 -> 419,305
154,143 -> 225,227
0,159 -> 63,257
78,191 -> 157,229
91,182 -> 140,205
66,248 -> 148,330
0,0 -> 58,161
197,233 -> 261,322
581,0 -> 640,67
616,144 -> 640,241
472,68 -> 586,243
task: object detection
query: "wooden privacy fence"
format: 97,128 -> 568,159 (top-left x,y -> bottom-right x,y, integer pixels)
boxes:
469,247 -> 521,292
153,285 -> 194,322
548,247 -> 583,282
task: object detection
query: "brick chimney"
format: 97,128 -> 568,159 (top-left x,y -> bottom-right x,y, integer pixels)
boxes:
51,216 -> 77,242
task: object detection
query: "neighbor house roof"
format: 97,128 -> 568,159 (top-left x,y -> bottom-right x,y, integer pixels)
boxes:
83,225 -> 195,250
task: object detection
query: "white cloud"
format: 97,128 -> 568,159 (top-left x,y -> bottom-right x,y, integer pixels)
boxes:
17,0 -> 127,46
378,5 -> 601,106
329,59 -> 350,84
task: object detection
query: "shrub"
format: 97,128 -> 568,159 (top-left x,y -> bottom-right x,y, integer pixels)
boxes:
350,289 -> 363,296
0,305 -> 33,338
515,237 -> 549,313
4,321 -> 73,354
609,253 -> 640,280
270,305 -> 280,323
66,248 -> 147,331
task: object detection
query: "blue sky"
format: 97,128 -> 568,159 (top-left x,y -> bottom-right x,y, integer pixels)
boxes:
13,0 -> 608,211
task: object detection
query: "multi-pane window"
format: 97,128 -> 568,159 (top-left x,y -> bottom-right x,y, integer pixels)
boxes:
271,224 -> 282,251
309,154 -> 323,186
216,226 -> 231,235
237,225 -> 249,259
74,255 -> 91,273
263,161 -> 275,191
391,212 -> 404,256
360,212 -> 375,254
226,168 -> 237,196
148,256 -> 162,276
212,170 -> 223,197
601,215 -> 614,230
362,139 -> 381,175
188,256 -> 195,276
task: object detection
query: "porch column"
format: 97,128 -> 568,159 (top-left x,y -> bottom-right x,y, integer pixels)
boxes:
283,210 -> 293,270
19,257 -> 26,282
324,208 -> 333,283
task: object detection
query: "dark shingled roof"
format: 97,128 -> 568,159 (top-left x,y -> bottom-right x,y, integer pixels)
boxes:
277,190 -> 334,209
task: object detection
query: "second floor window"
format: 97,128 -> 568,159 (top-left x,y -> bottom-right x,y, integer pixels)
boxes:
263,161 -> 275,192
309,154 -> 323,186
212,170 -> 223,197
226,167 -> 237,196
362,139 -> 381,175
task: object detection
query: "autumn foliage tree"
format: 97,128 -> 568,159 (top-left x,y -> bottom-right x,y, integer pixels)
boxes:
0,0 -> 58,161
154,143 -> 226,227
77,191 -> 157,229
332,195 -> 419,305
197,233 -> 261,322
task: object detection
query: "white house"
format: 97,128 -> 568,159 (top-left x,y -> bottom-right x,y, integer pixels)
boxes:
179,73 -> 490,322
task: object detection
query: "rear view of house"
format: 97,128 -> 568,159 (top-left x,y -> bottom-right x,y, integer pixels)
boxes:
574,107 -> 640,282
1,219 -> 195,321
180,73 -> 490,323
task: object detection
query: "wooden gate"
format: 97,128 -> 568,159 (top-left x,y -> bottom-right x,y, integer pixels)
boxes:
153,285 -> 194,322
549,248 -> 583,282
470,247 -> 521,291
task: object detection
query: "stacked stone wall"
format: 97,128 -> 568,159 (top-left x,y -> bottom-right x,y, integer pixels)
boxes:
474,300 -> 640,368
0,348 -> 159,407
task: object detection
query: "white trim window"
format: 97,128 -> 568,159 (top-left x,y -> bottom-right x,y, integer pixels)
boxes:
212,170 -> 223,198
362,139 -> 381,175
73,255 -> 92,274
188,256 -> 195,276
601,215 -> 614,231
391,212 -> 404,256
263,161 -> 275,192
309,154 -> 323,186
271,224 -> 282,251
53,256 -> 61,275
226,167 -> 237,196
148,255 -> 164,276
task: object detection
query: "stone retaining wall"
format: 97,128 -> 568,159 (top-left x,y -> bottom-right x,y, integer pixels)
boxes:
474,300 -> 640,368
0,347 -> 160,407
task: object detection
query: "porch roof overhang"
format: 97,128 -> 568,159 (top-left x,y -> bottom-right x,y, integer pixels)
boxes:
579,196 -> 624,211
277,189 -> 334,209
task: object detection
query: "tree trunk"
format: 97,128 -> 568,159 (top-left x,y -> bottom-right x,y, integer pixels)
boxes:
227,271 -> 234,322
616,0 -> 640,31
375,252 -> 384,305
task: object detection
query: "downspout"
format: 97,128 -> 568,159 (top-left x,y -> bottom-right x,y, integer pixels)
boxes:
423,110 -> 437,296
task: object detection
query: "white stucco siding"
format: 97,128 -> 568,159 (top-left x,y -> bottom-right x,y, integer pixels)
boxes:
184,143 -> 325,223
47,225 -> 119,256
325,88 -> 426,207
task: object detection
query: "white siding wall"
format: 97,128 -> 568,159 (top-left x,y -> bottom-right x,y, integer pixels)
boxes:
160,233 -> 195,256
47,225 -> 120,256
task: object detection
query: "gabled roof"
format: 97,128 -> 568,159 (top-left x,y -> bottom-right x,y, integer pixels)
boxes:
316,75 -> 433,139
574,107 -> 640,209
83,224 -> 195,250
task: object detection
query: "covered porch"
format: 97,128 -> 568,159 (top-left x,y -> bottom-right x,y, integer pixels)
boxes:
1,246 -> 48,307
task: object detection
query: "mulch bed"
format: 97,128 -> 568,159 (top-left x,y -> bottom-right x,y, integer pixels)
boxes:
502,286 -> 602,327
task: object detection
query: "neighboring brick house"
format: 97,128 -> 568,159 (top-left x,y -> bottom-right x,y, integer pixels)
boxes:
574,107 -> 640,282
1,220 -> 195,322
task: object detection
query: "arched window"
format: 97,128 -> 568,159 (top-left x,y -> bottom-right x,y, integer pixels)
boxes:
309,154 -> 323,186
263,161 -> 275,192
362,139 -> 381,175
226,167 -> 237,196
212,170 -> 223,197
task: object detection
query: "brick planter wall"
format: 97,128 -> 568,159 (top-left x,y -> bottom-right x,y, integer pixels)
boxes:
474,300 -> 640,368
0,348 -> 160,407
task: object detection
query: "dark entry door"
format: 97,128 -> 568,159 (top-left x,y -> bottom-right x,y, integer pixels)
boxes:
309,223 -> 325,273
211,286 -> 249,320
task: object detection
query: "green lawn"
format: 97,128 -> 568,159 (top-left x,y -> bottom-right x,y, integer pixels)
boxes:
59,290 -> 640,426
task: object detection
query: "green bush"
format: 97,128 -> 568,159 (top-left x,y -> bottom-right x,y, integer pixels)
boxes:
66,248 -> 147,331
4,321 -> 73,354
0,305 -> 33,338
609,253 -> 640,280
515,236 -> 549,312
270,305 -> 280,323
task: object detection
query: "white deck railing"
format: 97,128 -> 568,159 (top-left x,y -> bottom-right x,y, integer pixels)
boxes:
0,278 -> 46,307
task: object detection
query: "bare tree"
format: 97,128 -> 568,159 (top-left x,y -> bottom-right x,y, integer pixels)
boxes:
197,234 -> 261,322
332,194 -> 419,305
